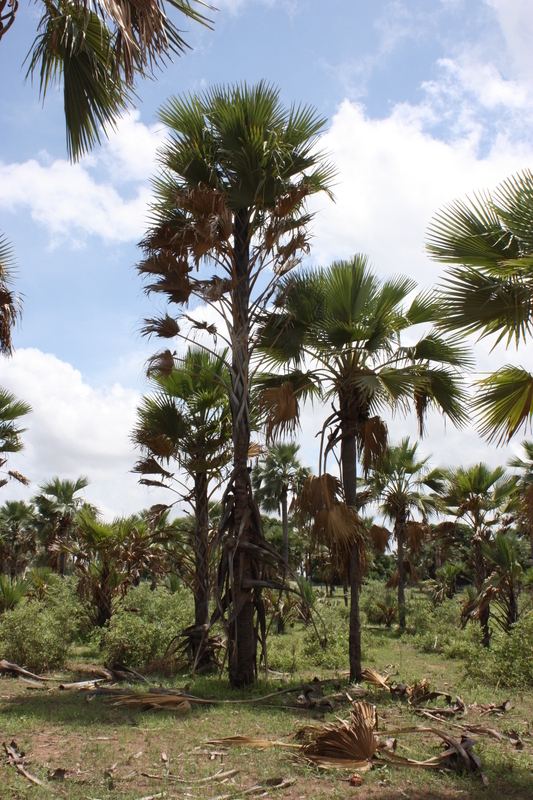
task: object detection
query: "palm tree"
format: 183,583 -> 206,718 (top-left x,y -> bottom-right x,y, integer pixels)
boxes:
0,500 -> 38,577
4,1 -> 212,160
34,476 -> 91,575
252,442 -> 310,568
365,438 -> 437,629
67,510 -> 168,627
0,233 -> 22,357
0,388 -> 32,488
427,168 -> 533,444
258,255 -> 469,680
435,463 -> 517,646
508,441 -> 533,562
133,347 -> 231,660
138,82 -> 334,687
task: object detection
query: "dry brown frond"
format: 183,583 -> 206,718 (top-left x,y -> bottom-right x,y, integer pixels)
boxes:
405,520 -> 428,555
356,416 -> 388,476
141,314 -> 180,339
361,668 -> 390,691
302,701 -> 377,768
146,349 -> 175,378
297,473 -> 341,516
369,524 -> 391,554
385,559 -> 419,588
260,381 -> 299,442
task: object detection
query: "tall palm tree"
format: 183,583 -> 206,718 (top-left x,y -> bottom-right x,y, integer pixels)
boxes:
427,168 -> 533,444
508,441 -> 533,562
365,438 -> 437,629
252,442 -> 310,567
133,347 -> 231,659
138,82 -> 334,687
258,255 -> 469,680
5,1 -> 212,160
34,476 -> 91,575
435,463 -> 517,646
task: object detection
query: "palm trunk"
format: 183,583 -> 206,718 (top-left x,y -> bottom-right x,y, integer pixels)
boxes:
228,209 -> 256,688
194,472 -> 210,655
281,486 -> 289,567
341,426 -> 362,683
396,512 -> 406,630
96,565 -> 112,627
474,536 -> 490,647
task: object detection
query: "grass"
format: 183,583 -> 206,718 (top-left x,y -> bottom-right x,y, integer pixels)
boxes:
1,587 -> 533,799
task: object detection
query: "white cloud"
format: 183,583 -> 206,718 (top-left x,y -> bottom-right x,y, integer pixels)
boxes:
0,348 -> 171,518
485,0 -> 533,85
309,98 -> 533,287
0,111 -> 162,246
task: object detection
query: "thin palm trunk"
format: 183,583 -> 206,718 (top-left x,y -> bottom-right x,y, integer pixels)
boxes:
96,564 -> 112,627
194,472 -> 210,635
396,511 -> 406,630
473,535 -> 490,646
228,210 -> 255,688
341,426 -> 362,683
281,486 -> 289,567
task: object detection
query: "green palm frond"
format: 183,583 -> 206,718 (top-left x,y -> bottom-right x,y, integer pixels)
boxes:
473,366 -> 533,444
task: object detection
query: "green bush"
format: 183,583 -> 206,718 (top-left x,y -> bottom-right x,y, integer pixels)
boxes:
360,578 -> 391,625
466,613 -> 533,688
0,601 -> 70,671
100,583 -> 194,670
0,576 -> 87,671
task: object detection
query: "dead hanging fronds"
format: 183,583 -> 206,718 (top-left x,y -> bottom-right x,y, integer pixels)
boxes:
356,416 -> 389,476
141,314 -> 180,340
146,349 -> 176,378
386,559 -> 419,588
369,524 -> 391,554
405,520 -> 429,555
259,381 -> 300,442
296,473 -> 341,517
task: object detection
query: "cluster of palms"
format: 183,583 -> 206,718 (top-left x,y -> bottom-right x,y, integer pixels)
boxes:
0,477 -> 173,625
132,77 -> 533,688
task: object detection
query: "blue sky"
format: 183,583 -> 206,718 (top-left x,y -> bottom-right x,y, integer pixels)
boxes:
1,0 -> 533,516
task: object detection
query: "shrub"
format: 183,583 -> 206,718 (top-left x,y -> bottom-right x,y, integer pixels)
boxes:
0,601 -> 70,671
100,582 -> 194,670
466,613 -> 533,688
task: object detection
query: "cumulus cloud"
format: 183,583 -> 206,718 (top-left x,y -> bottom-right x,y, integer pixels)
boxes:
309,98 -> 533,286
0,111 -> 162,246
0,348 -> 170,518
485,0 -> 533,84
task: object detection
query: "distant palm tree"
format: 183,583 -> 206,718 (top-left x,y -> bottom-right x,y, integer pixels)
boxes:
67,510 -> 167,627
34,476 -> 91,575
252,442 -> 310,567
259,255 -> 469,679
435,463 -> 517,645
427,168 -> 533,444
0,500 -> 38,577
508,441 -> 533,562
366,438 -> 437,629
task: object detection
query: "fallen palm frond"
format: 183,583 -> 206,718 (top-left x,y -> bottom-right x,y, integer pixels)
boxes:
109,692 -> 191,711
480,699 -> 511,716
0,659 -> 46,681
3,740 -> 45,787
302,702 -> 378,769
207,735 -> 300,749
361,667 -> 390,691
207,702 -> 488,780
